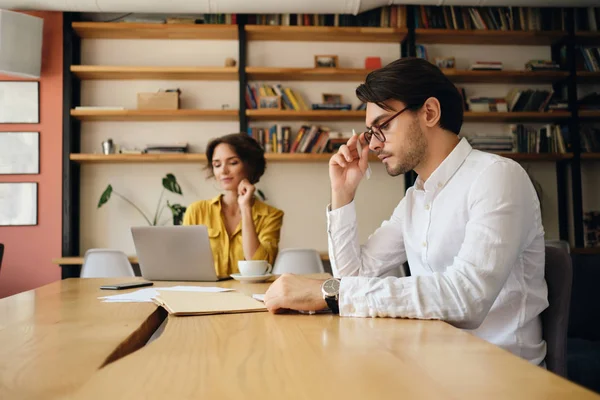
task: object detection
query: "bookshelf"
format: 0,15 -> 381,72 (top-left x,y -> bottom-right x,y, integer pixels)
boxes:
61,8 -> 600,275
70,109 -> 239,121
245,25 -> 407,42
72,22 -> 238,40
414,29 -> 565,46
70,65 -> 238,80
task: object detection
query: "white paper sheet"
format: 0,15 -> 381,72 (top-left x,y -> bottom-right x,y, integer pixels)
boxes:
252,294 -> 265,302
99,286 -> 234,303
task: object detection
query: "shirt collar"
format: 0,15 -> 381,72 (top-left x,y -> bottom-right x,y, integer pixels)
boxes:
415,137 -> 472,192
209,194 -> 269,216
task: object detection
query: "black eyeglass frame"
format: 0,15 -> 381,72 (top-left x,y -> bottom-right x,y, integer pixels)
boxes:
363,106 -> 411,144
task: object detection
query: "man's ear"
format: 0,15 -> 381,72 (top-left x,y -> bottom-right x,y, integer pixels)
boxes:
422,97 -> 441,128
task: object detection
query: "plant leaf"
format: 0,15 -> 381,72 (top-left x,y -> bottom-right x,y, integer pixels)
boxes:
97,185 -> 113,208
162,173 -> 182,195
167,201 -> 187,225
256,189 -> 266,201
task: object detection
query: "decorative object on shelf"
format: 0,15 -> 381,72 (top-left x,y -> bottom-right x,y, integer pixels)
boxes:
0,132 -> 39,174
97,173 -> 187,226
258,95 -> 282,110
221,104 -> 231,110
0,182 -> 37,226
314,55 -> 339,68
322,93 -> 343,105
225,57 -> 237,67
365,57 -> 382,70
0,81 -> 39,123
434,56 -> 456,69
137,89 -> 181,110
101,139 -> 115,155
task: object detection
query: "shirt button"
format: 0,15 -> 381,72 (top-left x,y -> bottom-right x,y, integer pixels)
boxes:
425,204 -> 430,210
437,182 -> 443,188
422,241 -> 427,247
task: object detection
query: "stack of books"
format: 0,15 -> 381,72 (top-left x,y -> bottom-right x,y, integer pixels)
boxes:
311,103 -> 352,111
580,47 -> 600,72
525,60 -> 561,71
144,143 -> 188,154
506,89 -> 554,112
509,124 -> 568,153
466,135 -> 513,152
245,83 -> 309,111
470,61 -> 503,71
467,97 -> 508,112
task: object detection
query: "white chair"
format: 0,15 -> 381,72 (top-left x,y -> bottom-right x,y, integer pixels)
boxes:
273,248 -> 325,275
80,249 -> 135,278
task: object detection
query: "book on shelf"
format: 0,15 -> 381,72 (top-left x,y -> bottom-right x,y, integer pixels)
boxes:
583,211 -> 600,249
465,135 -> 513,152
144,143 -> 189,154
467,97 -> 508,112
414,6 -> 567,31
246,83 -> 309,111
248,5 -> 406,28
505,89 -> 554,112
579,92 -> 600,110
574,7 -> 599,31
248,125 -> 332,154
525,60 -> 561,71
469,61 -> 503,71
579,47 -> 600,72
580,126 -> 600,152
311,103 -> 353,111
509,124 -> 568,153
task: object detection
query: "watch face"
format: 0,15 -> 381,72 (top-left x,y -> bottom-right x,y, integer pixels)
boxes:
322,279 -> 340,296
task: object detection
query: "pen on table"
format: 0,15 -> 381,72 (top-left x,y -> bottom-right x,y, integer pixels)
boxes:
353,129 -> 372,180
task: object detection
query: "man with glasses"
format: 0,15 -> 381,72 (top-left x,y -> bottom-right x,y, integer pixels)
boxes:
264,57 -> 548,365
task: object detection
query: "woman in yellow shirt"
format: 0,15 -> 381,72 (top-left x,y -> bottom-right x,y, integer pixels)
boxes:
183,133 -> 284,278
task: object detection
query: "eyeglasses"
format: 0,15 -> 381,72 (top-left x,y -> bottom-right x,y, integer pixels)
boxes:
363,106 -> 410,144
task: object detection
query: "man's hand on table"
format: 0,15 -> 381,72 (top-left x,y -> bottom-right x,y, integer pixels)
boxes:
263,274 -> 328,314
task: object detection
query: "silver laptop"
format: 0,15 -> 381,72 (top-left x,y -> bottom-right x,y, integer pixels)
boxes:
131,225 -> 221,281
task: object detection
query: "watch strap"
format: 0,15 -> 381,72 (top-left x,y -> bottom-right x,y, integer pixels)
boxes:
325,295 -> 339,314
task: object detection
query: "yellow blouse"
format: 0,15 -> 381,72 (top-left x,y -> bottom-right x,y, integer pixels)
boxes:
182,195 -> 284,278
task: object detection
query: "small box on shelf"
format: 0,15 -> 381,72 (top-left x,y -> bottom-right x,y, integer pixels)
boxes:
137,90 -> 180,110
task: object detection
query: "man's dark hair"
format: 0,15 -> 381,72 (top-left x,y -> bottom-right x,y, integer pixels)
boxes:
356,57 -> 463,135
205,133 -> 266,184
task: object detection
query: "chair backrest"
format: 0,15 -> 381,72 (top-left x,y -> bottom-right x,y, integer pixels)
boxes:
273,248 -> 325,275
0,243 -> 4,273
541,243 -> 573,377
80,249 -> 135,278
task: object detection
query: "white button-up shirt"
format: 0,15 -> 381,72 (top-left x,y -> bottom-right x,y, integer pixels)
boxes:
327,138 -> 548,365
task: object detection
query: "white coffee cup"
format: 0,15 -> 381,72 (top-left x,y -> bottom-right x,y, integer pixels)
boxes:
238,260 -> 272,276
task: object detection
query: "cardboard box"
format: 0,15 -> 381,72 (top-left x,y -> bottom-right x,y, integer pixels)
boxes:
137,91 -> 179,110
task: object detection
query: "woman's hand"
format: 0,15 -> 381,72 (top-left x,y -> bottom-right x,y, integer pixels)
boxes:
237,179 -> 256,210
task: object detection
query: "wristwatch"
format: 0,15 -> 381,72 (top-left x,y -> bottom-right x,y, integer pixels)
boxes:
321,278 -> 341,314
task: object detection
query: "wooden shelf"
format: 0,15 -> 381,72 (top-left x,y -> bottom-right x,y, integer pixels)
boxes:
442,69 -> 568,83
247,109 -> 366,121
463,111 -> 571,122
579,110 -> 600,120
71,109 -> 239,121
71,154 -> 206,163
571,247 -> 600,255
576,31 -> 600,45
245,25 -> 407,42
246,67 -> 372,82
72,22 -> 238,40
71,65 -> 238,80
415,29 -> 565,45
581,153 -> 600,160
70,153 -> 379,163
577,71 -> 600,83
53,252 -> 330,264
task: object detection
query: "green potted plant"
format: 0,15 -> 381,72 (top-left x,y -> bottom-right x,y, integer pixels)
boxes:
97,173 -> 187,225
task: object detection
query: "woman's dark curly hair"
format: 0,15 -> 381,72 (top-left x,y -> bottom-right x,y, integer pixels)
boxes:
205,133 -> 266,184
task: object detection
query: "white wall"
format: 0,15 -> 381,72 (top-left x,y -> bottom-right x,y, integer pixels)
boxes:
79,37 -> 404,255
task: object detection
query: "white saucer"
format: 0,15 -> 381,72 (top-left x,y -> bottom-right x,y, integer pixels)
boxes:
230,273 -> 273,283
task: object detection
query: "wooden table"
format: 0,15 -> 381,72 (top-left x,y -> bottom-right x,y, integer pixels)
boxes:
0,278 -> 597,400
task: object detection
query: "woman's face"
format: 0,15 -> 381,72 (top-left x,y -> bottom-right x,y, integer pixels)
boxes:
211,143 -> 247,191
